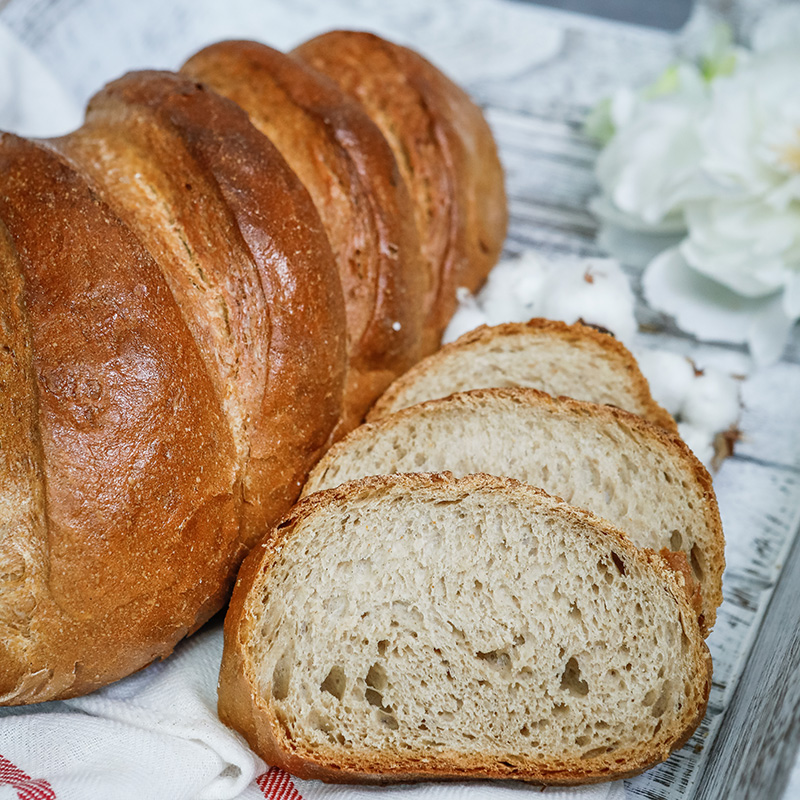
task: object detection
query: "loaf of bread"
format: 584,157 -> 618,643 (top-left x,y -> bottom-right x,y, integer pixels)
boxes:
0,32 -> 507,704
304,388 -> 722,632
295,31 -> 508,343
219,473 -> 711,784
182,40 -> 430,433
369,318 -> 677,432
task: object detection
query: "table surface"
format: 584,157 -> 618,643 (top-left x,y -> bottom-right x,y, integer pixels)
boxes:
2,0 -> 799,797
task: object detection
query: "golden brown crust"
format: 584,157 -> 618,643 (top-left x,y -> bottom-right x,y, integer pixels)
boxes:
369,317 -> 678,433
0,221 -> 50,699
0,134 -> 242,703
309,385 -> 723,632
219,473 -> 712,785
294,31 -> 507,349
53,70 -> 348,549
659,548 -> 704,623
182,41 -> 428,435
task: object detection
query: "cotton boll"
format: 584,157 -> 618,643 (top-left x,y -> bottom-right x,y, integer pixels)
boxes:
678,422 -> 715,467
442,289 -> 489,344
539,258 -> 637,345
478,251 -> 548,324
682,370 -> 740,432
636,349 -> 696,416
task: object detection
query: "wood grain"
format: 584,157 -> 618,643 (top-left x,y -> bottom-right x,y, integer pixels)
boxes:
693,514 -> 800,800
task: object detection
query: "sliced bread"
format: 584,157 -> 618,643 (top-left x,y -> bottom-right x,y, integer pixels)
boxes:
219,473 -> 711,784
304,388 -> 723,632
368,318 -> 677,433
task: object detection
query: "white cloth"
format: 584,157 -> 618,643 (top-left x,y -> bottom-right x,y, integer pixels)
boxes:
0,623 -> 625,800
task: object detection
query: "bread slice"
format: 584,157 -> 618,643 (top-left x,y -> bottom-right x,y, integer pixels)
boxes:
219,473 -> 711,784
304,388 -> 723,632
368,318 -> 677,433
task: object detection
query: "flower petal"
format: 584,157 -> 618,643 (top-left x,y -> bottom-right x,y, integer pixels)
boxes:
747,293 -> 796,365
643,246 -> 776,344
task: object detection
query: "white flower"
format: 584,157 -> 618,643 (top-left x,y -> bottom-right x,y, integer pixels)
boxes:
590,10 -> 800,364
591,64 -> 711,233
681,195 -> 800,299
699,49 -> 800,207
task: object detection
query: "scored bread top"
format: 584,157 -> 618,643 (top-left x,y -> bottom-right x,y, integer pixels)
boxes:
294,31 -> 508,347
369,318 -> 677,432
0,134 -> 241,703
52,70 -> 348,549
219,472 -> 711,784
305,387 -> 723,632
182,41 -> 430,434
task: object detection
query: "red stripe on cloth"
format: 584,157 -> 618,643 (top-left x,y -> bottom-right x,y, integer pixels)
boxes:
256,766 -> 303,799
0,755 -> 56,800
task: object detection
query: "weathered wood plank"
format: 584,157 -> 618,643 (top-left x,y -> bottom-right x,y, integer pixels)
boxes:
628,459 -> 800,799
692,520 -> 800,800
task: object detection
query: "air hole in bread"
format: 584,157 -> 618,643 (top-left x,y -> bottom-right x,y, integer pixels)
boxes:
670,530 -> 682,551
311,710 -> 334,734
581,746 -> 607,760
690,544 -> 704,582
365,687 -> 383,707
587,461 -> 601,489
560,657 -> 589,696
272,648 -> 294,700
621,453 -> 638,477
679,622 -> 691,655
651,681 -> 672,717
476,649 -> 511,674
611,552 -> 626,576
320,665 -> 346,700
366,662 -> 388,692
